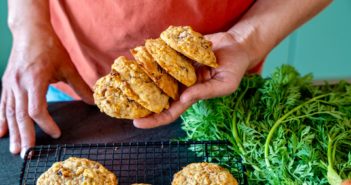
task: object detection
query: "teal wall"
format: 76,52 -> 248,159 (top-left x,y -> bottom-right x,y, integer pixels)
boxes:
263,0 -> 351,80
0,1 -> 350,79
0,0 -> 11,77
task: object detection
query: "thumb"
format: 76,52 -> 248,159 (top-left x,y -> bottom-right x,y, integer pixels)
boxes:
64,66 -> 94,105
180,80 -> 226,104
181,77 -> 239,104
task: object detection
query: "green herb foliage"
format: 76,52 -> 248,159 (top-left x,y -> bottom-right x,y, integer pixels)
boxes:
181,65 -> 351,184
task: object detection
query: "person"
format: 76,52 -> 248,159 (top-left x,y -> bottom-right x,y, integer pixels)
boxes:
0,0 -> 332,158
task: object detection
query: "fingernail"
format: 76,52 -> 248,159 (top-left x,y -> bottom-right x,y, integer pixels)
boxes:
20,148 -> 28,159
52,131 -> 62,139
10,143 -> 20,154
180,95 -> 189,103
181,95 -> 195,104
133,120 -> 140,127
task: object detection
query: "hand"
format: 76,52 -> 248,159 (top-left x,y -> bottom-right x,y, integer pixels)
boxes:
0,26 -> 93,157
133,32 -> 257,128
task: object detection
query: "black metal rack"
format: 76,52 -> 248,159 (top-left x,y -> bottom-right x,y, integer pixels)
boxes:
20,141 -> 246,185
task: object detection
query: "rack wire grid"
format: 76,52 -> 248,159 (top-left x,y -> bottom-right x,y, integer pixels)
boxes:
20,141 -> 246,185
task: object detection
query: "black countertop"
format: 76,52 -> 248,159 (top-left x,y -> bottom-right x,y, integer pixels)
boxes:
0,84 -> 185,184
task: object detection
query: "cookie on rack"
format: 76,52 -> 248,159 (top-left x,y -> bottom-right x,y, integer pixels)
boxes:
111,56 -> 169,113
131,46 -> 179,100
145,38 -> 196,87
93,74 -> 151,119
36,157 -> 117,185
160,26 -> 218,68
172,162 -> 238,185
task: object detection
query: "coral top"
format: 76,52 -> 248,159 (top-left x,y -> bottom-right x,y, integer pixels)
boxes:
49,0 -> 257,99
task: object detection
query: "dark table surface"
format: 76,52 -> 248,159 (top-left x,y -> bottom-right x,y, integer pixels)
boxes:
0,85 -> 185,185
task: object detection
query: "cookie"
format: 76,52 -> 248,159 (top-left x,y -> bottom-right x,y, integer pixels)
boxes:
93,74 -> 151,119
160,26 -> 218,68
36,157 -> 117,185
111,56 -> 169,113
172,163 -> 238,185
131,46 -> 179,100
145,38 -> 196,87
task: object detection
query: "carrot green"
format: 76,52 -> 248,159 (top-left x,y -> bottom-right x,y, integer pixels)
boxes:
181,65 -> 351,184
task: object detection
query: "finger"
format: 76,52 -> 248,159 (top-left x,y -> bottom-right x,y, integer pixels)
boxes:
13,89 -> 35,158
196,66 -> 212,83
6,92 -> 21,154
28,88 -> 61,138
133,100 -> 193,129
181,77 -> 238,103
0,90 -> 8,137
64,67 -> 94,105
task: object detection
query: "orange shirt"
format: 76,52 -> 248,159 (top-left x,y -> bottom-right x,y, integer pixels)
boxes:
49,0 -> 255,99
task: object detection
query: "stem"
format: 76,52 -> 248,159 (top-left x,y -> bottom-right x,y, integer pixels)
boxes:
232,86 -> 250,154
327,136 -> 333,167
264,93 -> 331,167
282,111 -> 342,122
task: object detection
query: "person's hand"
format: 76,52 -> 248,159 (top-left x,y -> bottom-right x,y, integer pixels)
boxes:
0,26 -> 93,157
133,32 -> 258,128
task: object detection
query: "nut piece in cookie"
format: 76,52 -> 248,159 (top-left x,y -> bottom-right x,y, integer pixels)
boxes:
131,46 -> 179,100
172,162 -> 238,185
37,157 -> 118,185
160,26 -> 218,68
93,74 -> 151,119
111,56 -> 169,113
145,38 -> 196,87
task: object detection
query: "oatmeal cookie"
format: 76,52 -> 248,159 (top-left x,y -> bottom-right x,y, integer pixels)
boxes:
93,74 -> 151,119
172,163 -> 238,185
145,38 -> 196,87
160,26 -> 217,68
111,56 -> 169,113
131,46 -> 179,100
37,157 -> 117,185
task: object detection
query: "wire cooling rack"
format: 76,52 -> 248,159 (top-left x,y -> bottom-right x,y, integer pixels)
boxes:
20,141 -> 246,185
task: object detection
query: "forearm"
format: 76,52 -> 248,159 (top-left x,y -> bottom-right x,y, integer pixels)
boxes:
228,0 -> 332,68
8,0 -> 53,37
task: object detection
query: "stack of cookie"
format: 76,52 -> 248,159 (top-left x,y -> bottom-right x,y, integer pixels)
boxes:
94,26 -> 217,119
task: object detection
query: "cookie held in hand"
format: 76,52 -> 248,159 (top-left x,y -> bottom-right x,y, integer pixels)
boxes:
93,74 -> 151,119
161,26 -> 218,68
111,56 -> 170,113
131,46 -> 179,100
145,38 -> 197,87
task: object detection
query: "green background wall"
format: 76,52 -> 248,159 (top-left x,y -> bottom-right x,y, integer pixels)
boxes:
0,0 -> 11,76
0,1 -> 350,79
263,0 -> 351,80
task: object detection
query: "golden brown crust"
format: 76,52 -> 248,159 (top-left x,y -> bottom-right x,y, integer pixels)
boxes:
93,74 -> 151,119
160,26 -> 218,68
37,157 -> 117,185
131,46 -> 179,100
111,56 -> 169,113
172,163 -> 238,185
145,38 -> 197,87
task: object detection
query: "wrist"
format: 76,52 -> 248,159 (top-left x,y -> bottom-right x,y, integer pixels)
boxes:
10,23 -> 58,46
227,22 -> 266,71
